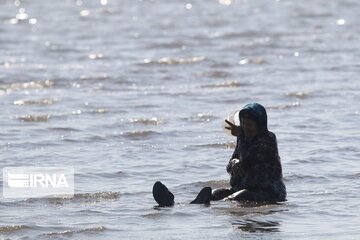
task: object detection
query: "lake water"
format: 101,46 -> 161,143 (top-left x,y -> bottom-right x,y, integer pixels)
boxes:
0,0 -> 360,239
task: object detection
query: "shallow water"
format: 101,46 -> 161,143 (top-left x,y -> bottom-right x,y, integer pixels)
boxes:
0,0 -> 360,239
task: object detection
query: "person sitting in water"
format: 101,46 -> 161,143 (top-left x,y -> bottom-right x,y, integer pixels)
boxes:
152,103 -> 286,206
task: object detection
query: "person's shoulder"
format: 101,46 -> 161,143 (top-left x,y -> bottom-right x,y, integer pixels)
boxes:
267,131 -> 277,141
258,131 -> 277,146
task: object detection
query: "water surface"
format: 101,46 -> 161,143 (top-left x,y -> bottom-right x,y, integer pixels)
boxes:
0,0 -> 360,239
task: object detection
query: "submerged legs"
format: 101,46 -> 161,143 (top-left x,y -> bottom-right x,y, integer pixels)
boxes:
152,182 -> 279,207
226,189 -> 275,202
211,188 -> 235,201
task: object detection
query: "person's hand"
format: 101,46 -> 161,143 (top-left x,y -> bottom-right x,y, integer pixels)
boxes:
227,158 -> 244,177
224,119 -> 240,137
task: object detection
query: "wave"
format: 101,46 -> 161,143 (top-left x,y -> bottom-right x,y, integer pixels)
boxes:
71,108 -> 109,115
201,80 -> 243,89
132,104 -> 159,109
141,56 -> 206,65
218,30 -> 263,39
2,191 -> 120,206
16,114 -> 50,122
232,219 -> 280,233
142,211 -> 193,219
347,173 -> 360,179
43,226 -> 106,237
77,171 -> 129,180
122,130 -> 160,140
25,191 -> 120,204
200,70 -> 231,79
238,58 -> 267,65
13,98 -> 58,105
283,173 -> 328,183
0,224 -> 31,233
179,180 -> 229,190
285,92 -> 311,99
192,141 -> 236,149
268,102 -> 301,110
129,117 -> 164,125
15,108 -> 109,123
89,108 -> 109,114
0,80 -> 54,93
71,191 -> 120,200
182,113 -> 218,122
146,40 -> 185,49
48,127 -> 80,132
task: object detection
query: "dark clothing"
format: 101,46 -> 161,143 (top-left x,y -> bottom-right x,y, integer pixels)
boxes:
227,130 -> 286,202
224,103 -> 286,202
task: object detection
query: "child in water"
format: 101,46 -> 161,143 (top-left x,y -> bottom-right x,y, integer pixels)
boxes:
153,103 -> 286,206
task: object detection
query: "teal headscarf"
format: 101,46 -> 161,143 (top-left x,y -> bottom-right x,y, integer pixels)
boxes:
239,103 -> 268,134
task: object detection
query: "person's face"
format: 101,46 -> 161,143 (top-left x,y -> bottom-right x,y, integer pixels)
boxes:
241,118 -> 258,138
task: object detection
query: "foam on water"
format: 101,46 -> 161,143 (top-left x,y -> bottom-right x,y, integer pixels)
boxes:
0,225 -> 31,234
200,80 -> 243,89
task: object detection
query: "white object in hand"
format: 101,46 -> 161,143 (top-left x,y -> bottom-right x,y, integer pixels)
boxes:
229,158 -> 243,177
223,110 -> 240,135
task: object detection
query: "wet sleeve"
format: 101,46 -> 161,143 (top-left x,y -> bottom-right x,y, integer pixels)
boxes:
227,136 -> 240,174
230,136 -> 241,160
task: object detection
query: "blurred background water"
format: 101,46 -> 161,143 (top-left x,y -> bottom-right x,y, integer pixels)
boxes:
0,0 -> 359,239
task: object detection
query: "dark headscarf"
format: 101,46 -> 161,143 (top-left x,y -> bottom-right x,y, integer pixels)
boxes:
239,103 -> 268,136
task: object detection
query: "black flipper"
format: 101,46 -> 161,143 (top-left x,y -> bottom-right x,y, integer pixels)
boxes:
152,181 -> 175,207
190,187 -> 212,204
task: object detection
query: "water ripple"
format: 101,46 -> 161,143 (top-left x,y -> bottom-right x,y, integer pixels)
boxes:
0,225 -> 31,233
233,219 -> 280,233
285,92 -> 312,99
129,117 -> 164,125
200,70 -> 231,79
16,114 -> 50,122
141,56 -> 206,65
42,226 -> 106,237
268,102 -> 301,110
25,191 -> 120,204
0,80 -> 54,93
191,141 -> 236,149
13,98 -> 58,105
182,113 -> 218,122
121,130 -> 160,140
201,80 -> 243,89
